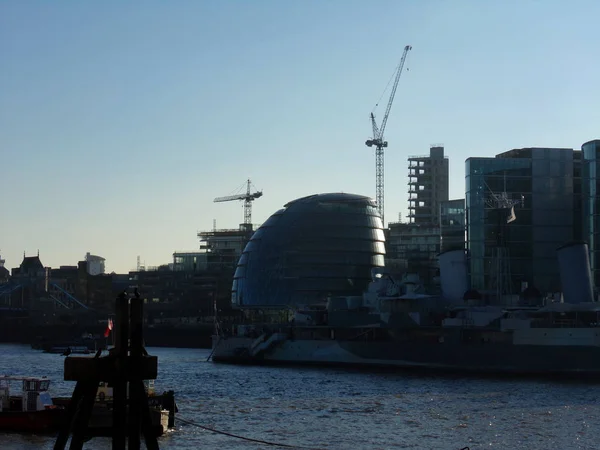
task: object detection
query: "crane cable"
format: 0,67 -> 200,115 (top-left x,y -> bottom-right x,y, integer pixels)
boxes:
371,50 -> 411,113
176,415 -> 469,450
175,415 -> 324,449
372,63 -> 400,113
226,180 -> 248,197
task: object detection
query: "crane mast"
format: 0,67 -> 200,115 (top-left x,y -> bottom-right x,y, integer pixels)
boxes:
214,179 -> 263,226
365,45 -> 412,225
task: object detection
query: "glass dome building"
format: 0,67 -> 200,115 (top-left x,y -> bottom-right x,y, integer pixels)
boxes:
231,193 -> 386,307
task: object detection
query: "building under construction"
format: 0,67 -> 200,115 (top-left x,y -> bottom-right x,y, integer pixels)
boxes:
384,145 -> 450,287
407,145 -> 449,224
182,225 -> 255,272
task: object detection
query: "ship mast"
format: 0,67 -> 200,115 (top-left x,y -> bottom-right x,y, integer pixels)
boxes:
484,173 -> 524,303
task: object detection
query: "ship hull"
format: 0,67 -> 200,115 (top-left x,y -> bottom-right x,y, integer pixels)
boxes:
0,407 -> 169,437
211,335 -> 600,376
0,409 -> 65,433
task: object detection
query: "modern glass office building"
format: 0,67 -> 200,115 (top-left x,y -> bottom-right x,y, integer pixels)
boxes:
582,139 -> 600,288
231,193 -> 386,307
466,148 -> 576,294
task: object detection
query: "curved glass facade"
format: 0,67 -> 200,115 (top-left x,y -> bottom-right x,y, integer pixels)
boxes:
582,140 -> 600,288
231,193 -> 385,307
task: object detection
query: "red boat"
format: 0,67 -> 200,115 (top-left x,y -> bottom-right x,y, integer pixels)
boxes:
0,376 -> 174,436
0,376 -> 65,433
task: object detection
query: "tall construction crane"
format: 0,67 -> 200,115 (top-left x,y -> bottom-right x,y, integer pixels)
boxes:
365,44 -> 412,225
214,179 -> 263,225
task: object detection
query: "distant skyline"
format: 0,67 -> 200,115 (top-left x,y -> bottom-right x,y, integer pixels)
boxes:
2,1 -> 599,273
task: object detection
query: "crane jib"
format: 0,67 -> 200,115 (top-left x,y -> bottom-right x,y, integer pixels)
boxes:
214,179 -> 262,225
365,44 -> 412,226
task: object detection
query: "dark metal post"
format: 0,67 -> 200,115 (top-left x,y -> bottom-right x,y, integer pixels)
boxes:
112,292 -> 129,450
128,292 -> 143,449
54,290 -> 160,450
68,382 -> 99,450
53,382 -> 85,450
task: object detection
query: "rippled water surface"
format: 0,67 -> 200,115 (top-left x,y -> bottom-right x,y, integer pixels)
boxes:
1,343 -> 599,449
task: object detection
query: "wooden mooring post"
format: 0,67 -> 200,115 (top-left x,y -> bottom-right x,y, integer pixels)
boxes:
54,290 -> 159,450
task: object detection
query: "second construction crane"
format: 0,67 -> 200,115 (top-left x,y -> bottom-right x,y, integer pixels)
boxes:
365,44 -> 412,225
214,179 -> 263,226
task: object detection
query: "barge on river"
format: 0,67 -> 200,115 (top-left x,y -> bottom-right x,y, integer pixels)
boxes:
0,376 -> 174,435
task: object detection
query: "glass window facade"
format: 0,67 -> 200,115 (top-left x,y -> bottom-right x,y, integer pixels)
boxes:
466,148 -> 576,294
173,252 -> 208,272
582,140 -> 600,288
440,199 -> 465,252
386,223 -> 440,285
232,193 -> 385,307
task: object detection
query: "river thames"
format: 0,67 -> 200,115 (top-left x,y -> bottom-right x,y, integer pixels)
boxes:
1,343 -> 598,449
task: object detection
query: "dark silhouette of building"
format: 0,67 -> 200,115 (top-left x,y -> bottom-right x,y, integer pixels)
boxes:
4,254 -> 114,311
9,253 -> 47,309
126,268 -> 232,318
0,254 -> 9,285
440,199 -> 465,252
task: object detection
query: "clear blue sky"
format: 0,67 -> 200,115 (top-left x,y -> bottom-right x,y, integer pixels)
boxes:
2,1 -> 599,273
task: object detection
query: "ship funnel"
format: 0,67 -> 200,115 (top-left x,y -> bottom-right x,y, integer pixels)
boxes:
557,242 -> 594,304
438,249 -> 469,303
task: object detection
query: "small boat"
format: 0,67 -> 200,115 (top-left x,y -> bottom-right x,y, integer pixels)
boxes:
1,376 -> 175,436
53,380 -> 177,431
0,376 -> 65,433
32,332 -> 107,353
44,346 -> 91,355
